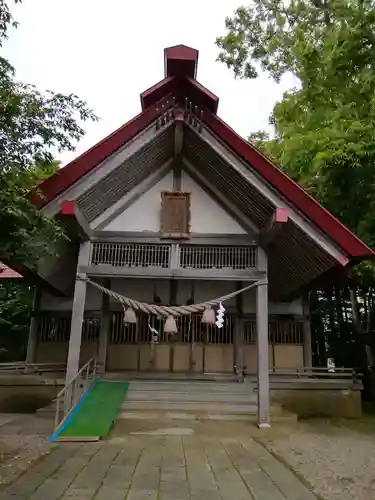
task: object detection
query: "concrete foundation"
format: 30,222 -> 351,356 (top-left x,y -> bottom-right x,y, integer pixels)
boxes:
0,375 -> 63,413
0,374 -> 362,419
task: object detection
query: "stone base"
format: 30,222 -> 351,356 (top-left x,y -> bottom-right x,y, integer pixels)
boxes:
258,422 -> 271,429
271,388 -> 362,418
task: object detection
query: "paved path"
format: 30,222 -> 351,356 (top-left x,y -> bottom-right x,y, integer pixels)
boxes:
0,434 -> 317,500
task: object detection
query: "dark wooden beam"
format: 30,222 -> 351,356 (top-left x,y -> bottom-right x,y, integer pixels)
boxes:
174,112 -> 184,158
260,208 -> 288,246
92,231 -> 257,246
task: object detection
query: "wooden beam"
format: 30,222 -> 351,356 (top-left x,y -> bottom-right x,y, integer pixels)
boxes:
61,200 -> 93,241
80,264 -> 265,281
259,208 -> 289,247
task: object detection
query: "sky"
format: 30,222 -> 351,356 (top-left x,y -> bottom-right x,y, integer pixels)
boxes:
2,0 -> 296,166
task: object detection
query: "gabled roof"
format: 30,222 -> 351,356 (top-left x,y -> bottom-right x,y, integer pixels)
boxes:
31,44 -> 374,261
0,263 -> 22,279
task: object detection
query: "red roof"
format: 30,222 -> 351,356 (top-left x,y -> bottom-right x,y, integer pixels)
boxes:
0,263 -> 22,278
30,45 -> 374,261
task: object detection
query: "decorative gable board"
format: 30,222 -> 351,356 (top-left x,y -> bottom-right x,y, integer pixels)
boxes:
101,170 -> 247,235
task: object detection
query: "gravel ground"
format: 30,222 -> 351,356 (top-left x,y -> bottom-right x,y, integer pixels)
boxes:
258,418 -> 375,500
0,413 -> 54,489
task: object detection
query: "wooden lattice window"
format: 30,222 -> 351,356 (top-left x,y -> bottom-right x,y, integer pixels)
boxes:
160,191 -> 191,239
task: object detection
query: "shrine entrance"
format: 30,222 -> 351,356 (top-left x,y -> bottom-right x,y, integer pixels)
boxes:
106,312 -> 236,374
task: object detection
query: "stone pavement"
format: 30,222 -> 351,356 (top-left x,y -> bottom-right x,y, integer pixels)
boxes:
0,433 -> 317,500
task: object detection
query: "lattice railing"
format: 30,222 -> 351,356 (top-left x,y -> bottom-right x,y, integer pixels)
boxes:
91,243 -> 170,268
244,319 -> 303,345
37,313 -> 100,342
90,242 -> 257,270
36,312 -> 303,346
179,245 -> 257,269
109,312 -> 235,345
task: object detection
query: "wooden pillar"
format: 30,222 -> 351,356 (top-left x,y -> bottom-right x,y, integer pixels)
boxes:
65,241 -> 91,384
257,280 -> 270,427
26,287 -> 41,364
235,282 -> 244,382
98,278 -> 110,373
303,295 -> 313,368
256,246 -> 270,427
303,320 -> 313,368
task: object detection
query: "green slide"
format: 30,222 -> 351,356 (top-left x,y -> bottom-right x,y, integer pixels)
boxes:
51,380 -> 129,442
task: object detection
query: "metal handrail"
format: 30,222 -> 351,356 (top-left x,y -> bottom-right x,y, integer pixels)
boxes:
0,361 -> 66,374
268,366 -> 362,383
54,356 -> 97,432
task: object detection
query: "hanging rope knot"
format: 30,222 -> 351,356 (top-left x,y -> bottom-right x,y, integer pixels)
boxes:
76,273 -> 88,282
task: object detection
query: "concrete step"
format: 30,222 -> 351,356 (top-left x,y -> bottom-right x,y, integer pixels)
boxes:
127,381 -> 255,394
103,372 -> 239,382
36,403 -> 55,415
120,400 -> 258,414
116,406 -> 297,423
125,390 -> 257,404
117,410 -> 258,422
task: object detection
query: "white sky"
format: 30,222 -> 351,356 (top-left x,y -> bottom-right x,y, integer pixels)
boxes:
2,0 -> 296,165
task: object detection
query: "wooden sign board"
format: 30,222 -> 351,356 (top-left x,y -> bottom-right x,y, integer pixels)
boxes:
160,192 -> 191,239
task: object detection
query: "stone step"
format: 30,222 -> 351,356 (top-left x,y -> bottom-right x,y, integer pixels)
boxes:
125,390 -> 257,403
120,400 -> 258,414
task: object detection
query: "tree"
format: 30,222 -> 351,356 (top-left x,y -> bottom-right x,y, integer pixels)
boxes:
0,0 -> 98,269
216,0 -> 375,247
0,280 -> 32,361
216,0 -> 375,383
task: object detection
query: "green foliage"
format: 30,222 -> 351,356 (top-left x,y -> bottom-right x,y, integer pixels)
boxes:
0,1 -> 98,268
217,0 -> 375,250
217,0 -> 375,381
0,281 -> 32,361
0,1 -> 97,358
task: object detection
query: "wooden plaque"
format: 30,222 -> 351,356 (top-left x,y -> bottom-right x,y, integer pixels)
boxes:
160,191 -> 191,239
